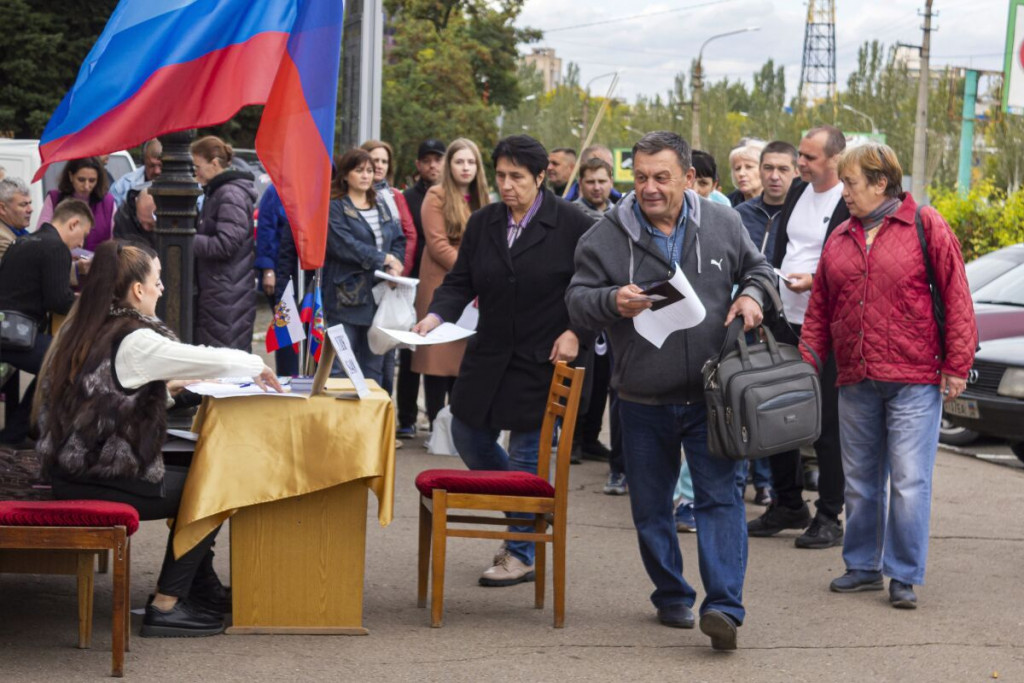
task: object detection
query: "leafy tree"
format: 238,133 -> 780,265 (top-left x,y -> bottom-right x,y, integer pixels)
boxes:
381,0 -> 535,182
0,0 -> 119,137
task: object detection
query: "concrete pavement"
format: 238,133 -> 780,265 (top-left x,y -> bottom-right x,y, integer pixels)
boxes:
2,437 -> 1022,682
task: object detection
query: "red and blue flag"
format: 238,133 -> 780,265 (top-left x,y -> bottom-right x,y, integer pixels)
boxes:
36,0 -> 343,269
301,283 -> 325,363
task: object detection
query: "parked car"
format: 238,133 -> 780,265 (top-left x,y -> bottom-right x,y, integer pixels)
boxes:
940,244 -> 1024,446
0,139 -> 135,221
944,335 -> 1024,464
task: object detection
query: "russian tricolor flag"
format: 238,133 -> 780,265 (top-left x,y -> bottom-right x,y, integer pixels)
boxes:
37,0 -> 343,269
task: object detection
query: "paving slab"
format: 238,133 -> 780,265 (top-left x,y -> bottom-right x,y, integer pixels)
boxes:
2,439 -> 1022,682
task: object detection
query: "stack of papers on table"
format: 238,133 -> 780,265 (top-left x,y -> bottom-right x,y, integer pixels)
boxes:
187,380 -> 306,399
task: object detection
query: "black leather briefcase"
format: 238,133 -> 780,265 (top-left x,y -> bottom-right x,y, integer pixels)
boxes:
702,320 -> 821,461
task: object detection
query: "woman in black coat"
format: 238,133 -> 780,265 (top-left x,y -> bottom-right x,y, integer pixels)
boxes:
413,135 -> 593,587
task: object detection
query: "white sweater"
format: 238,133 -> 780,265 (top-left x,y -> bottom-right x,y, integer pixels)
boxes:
114,328 -> 264,391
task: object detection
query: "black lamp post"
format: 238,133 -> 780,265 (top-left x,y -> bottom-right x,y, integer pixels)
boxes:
150,130 -> 201,342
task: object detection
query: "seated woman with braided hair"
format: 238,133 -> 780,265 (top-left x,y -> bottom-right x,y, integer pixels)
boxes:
34,241 -> 283,637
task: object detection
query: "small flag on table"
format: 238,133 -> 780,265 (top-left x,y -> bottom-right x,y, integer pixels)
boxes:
301,283 -> 325,363
266,280 -> 306,352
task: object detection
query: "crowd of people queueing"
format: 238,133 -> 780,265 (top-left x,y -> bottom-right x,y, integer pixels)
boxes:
0,124 -> 976,648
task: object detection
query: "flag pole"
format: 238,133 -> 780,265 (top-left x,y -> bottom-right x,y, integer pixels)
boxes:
295,269 -> 306,371
305,268 -> 323,375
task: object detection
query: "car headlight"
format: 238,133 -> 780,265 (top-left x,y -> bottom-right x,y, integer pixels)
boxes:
997,367 -> 1024,398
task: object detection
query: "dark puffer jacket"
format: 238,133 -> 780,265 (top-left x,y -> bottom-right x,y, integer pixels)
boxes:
195,169 -> 257,350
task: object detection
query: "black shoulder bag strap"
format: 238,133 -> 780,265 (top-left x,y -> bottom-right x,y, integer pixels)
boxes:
914,205 -> 947,356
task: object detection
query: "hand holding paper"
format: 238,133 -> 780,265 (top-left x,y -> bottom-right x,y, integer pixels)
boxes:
632,264 -> 706,348
379,323 -> 475,347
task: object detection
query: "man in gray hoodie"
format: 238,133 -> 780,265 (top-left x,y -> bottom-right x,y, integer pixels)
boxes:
566,131 -> 775,650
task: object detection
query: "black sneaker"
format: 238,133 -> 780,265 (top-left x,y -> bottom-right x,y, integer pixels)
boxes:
889,580 -> 917,609
569,442 -> 582,464
753,486 -> 773,506
191,580 -> 232,614
580,440 -> 612,462
396,424 -> 416,439
795,513 -> 844,549
140,599 -> 224,637
699,610 -> 738,651
747,503 -> 811,537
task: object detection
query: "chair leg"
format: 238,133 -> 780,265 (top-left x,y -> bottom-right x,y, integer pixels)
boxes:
429,491 -> 448,628
97,549 -> 109,574
553,516 -> 567,629
76,552 -> 94,649
124,539 -> 131,654
534,515 -> 547,609
111,532 -> 127,677
417,497 -> 431,608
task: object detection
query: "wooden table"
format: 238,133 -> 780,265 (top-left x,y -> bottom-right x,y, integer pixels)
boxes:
173,379 -> 395,635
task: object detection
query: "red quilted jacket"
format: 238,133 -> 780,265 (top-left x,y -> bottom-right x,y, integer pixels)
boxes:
800,193 -> 977,386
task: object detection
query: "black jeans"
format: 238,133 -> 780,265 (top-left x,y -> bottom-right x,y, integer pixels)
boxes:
0,332 -> 51,443
396,348 -> 420,428
579,350 -> 611,445
768,322 -> 844,521
52,465 -> 221,598
423,374 -> 456,426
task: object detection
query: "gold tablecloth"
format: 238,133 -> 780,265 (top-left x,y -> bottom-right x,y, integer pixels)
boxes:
173,379 -> 395,558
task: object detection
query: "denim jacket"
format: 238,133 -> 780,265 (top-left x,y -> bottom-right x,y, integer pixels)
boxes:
324,195 -> 406,326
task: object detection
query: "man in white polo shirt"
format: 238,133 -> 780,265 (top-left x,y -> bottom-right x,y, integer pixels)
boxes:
749,125 -> 850,550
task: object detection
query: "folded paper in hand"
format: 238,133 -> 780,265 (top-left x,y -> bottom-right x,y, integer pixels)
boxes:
633,264 -> 706,348
377,323 -> 475,347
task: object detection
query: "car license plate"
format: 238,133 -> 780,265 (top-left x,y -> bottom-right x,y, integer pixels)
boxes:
944,398 -> 980,420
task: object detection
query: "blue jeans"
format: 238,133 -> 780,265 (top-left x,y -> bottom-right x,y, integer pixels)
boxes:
838,380 -> 942,585
737,458 -> 772,491
619,400 -> 747,623
450,415 -> 541,566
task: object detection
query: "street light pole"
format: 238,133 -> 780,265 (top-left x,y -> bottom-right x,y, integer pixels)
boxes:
582,72 -> 617,149
691,27 -> 759,149
841,104 -> 878,134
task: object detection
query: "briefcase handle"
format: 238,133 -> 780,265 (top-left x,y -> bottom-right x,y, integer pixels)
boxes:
716,318 -> 780,360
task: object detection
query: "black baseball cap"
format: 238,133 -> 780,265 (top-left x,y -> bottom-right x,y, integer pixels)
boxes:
417,139 -> 446,159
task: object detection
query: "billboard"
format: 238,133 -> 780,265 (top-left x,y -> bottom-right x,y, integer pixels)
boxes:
1004,0 -> 1024,114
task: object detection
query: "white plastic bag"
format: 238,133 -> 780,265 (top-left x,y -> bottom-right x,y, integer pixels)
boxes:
425,405 -> 459,456
368,281 -> 417,354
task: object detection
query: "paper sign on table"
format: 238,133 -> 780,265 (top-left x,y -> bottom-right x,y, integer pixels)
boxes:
632,264 -> 706,349
377,323 -> 475,347
325,323 -> 372,398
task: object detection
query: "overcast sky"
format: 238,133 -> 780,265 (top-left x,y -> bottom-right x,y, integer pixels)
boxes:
515,0 -> 1009,102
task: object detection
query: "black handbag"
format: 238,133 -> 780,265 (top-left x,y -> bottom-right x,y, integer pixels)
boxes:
0,310 -> 38,351
702,320 -> 822,461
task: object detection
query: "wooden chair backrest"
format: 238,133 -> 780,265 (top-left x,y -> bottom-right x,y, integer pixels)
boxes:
536,361 -> 586,502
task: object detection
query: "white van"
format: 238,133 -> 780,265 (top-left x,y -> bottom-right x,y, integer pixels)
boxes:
0,139 -> 136,230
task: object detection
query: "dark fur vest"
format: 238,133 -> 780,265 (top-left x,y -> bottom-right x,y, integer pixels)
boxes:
38,313 -> 170,485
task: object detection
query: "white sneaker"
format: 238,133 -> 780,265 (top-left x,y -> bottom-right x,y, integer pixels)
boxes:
479,552 -> 535,587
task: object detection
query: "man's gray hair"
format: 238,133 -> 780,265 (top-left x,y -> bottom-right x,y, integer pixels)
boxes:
581,144 -> 612,162
142,138 -> 163,159
632,131 -> 691,172
0,177 -> 30,203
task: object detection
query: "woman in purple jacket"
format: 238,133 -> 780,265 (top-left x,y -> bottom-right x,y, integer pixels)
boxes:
37,157 -> 115,251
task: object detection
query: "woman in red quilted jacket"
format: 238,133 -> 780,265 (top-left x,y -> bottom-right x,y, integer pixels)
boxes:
800,143 -> 976,610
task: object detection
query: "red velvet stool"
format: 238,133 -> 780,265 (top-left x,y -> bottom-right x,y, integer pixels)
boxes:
0,500 -> 139,677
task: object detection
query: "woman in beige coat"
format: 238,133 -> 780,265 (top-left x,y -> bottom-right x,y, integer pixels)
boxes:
412,138 -> 491,426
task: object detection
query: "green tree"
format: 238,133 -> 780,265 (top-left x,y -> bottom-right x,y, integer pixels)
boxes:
0,0 -> 119,137
381,0 -> 535,181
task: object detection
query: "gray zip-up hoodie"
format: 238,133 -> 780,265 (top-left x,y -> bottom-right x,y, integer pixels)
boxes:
566,189 -> 775,405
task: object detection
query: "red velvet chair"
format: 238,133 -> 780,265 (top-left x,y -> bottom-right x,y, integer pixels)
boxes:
0,500 -> 138,677
415,361 -> 585,628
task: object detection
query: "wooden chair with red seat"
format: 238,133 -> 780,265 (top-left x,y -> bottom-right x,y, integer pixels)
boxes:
0,499 -> 137,677
415,361 -> 585,628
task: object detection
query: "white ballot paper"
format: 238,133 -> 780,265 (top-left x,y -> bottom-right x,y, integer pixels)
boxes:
325,323 -> 372,398
632,264 -> 706,349
378,323 -> 475,347
373,269 -> 419,287
187,381 -> 303,399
